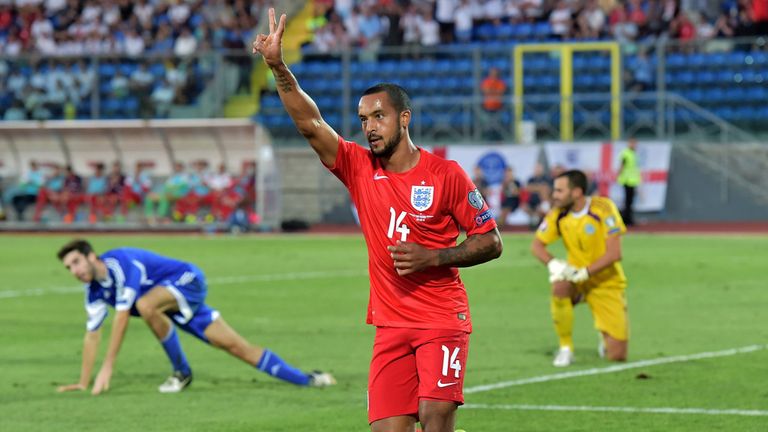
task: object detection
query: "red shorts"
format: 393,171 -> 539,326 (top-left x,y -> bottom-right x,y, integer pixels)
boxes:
367,327 -> 470,424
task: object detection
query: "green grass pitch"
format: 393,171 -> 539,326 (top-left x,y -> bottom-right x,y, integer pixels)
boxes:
0,233 -> 766,431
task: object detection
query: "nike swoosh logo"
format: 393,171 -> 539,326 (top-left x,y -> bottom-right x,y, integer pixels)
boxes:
373,173 -> 389,180
437,380 -> 458,388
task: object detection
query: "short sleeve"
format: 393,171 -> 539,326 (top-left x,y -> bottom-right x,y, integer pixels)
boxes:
85,293 -> 108,331
445,162 -> 497,236
602,200 -> 627,236
325,136 -> 368,189
108,257 -> 141,312
535,210 -> 562,245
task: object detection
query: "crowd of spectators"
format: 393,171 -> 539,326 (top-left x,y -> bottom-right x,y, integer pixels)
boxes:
0,0 -> 263,120
2,158 -> 258,227
306,0 -> 768,54
0,0 -> 263,58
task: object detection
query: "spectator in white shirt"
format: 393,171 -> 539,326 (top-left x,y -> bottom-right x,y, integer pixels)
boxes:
454,0 -> 475,43
110,71 -> 129,99
549,0 -> 573,39
133,0 -> 154,28
174,27 -> 197,57
435,0 -> 457,43
418,11 -> 441,47
577,0 -> 606,39
124,28 -> 145,57
151,78 -> 175,117
169,0 -> 191,26
4,32 -> 22,56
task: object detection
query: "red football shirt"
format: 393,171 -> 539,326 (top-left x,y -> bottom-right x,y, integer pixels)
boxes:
327,136 -> 497,333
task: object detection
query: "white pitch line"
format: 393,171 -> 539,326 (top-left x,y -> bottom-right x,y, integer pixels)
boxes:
465,344 -> 766,394
0,269 -> 368,300
463,403 -> 768,417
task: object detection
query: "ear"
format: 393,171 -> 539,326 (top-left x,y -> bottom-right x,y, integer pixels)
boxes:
400,109 -> 411,129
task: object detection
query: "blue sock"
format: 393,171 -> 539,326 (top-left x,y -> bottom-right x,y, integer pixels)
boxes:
161,326 -> 191,376
256,349 -> 310,386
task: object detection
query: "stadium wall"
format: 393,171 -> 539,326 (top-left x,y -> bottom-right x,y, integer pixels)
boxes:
274,144 -> 768,225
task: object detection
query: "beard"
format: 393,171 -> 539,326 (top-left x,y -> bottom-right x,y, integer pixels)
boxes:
369,125 -> 402,159
555,194 -> 574,211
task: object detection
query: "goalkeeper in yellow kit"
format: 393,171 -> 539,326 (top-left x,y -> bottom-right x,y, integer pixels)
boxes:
531,169 -> 628,367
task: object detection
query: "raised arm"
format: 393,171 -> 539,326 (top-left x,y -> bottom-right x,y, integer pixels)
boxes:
388,228 -> 503,276
91,310 -> 130,395
57,329 -> 101,393
252,8 -> 339,166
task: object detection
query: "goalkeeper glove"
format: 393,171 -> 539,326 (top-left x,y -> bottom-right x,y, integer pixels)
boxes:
563,265 -> 590,283
547,258 -> 568,283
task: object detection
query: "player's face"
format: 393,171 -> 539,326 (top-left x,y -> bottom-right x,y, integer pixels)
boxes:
358,92 -> 407,159
62,251 -> 97,283
551,177 -> 575,210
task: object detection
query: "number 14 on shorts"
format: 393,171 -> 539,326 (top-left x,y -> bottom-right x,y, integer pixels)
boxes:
441,345 -> 461,379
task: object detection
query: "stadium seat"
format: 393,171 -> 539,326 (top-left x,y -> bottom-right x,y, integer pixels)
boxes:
513,23 -> 534,40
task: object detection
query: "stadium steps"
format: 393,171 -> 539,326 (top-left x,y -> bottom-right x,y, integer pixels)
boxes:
677,144 -> 768,206
225,1 -> 313,118
224,94 -> 258,118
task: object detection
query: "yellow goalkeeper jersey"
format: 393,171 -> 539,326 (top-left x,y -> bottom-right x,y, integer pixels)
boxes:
536,196 -> 627,289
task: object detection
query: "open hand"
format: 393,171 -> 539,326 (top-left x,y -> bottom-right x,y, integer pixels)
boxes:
387,241 -> 437,276
57,383 -> 87,393
252,8 -> 286,68
91,366 -> 112,395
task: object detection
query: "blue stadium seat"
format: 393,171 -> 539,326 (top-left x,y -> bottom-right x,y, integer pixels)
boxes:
122,97 -> 139,116
696,70 -> 717,84
476,23 -> 495,40
666,53 -> 687,69
514,23 -> 534,39
150,62 -> 165,77
496,24 -> 515,40
99,63 -> 117,77
533,23 -> 551,38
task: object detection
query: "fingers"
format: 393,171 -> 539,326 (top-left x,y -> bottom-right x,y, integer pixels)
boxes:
252,34 -> 267,54
268,8 -> 275,34
276,13 -> 287,37
57,384 -> 85,393
387,241 -> 410,254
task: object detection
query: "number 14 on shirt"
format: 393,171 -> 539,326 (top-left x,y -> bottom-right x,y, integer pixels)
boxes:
387,207 -> 410,241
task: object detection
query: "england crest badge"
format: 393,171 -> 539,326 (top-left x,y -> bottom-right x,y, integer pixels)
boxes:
411,185 -> 434,212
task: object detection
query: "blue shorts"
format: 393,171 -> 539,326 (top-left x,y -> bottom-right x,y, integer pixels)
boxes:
174,303 -> 220,343
159,268 -> 219,342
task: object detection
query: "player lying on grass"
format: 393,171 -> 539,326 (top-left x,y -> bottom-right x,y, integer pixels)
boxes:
56,239 -> 335,395
531,169 -> 629,367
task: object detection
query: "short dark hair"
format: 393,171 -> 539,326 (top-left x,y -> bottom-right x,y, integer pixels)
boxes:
362,83 -> 412,113
57,239 -> 95,261
557,169 -> 588,194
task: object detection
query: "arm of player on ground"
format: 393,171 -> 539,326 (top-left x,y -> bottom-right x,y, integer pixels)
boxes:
91,310 -> 130,395
57,329 -> 102,393
91,258 -> 142,395
252,8 -> 339,166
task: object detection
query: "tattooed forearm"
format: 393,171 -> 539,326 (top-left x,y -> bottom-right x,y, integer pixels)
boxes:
437,229 -> 503,268
273,64 -> 294,93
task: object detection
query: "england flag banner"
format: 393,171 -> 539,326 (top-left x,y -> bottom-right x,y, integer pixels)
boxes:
544,141 -> 672,212
430,145 -> 541,224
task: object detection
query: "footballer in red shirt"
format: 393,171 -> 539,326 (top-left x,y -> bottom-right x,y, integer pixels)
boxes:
253,9 -> 503,431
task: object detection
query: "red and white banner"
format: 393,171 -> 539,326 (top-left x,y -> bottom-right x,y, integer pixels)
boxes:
432,144 -> 541,224
544,141 -> 671,212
